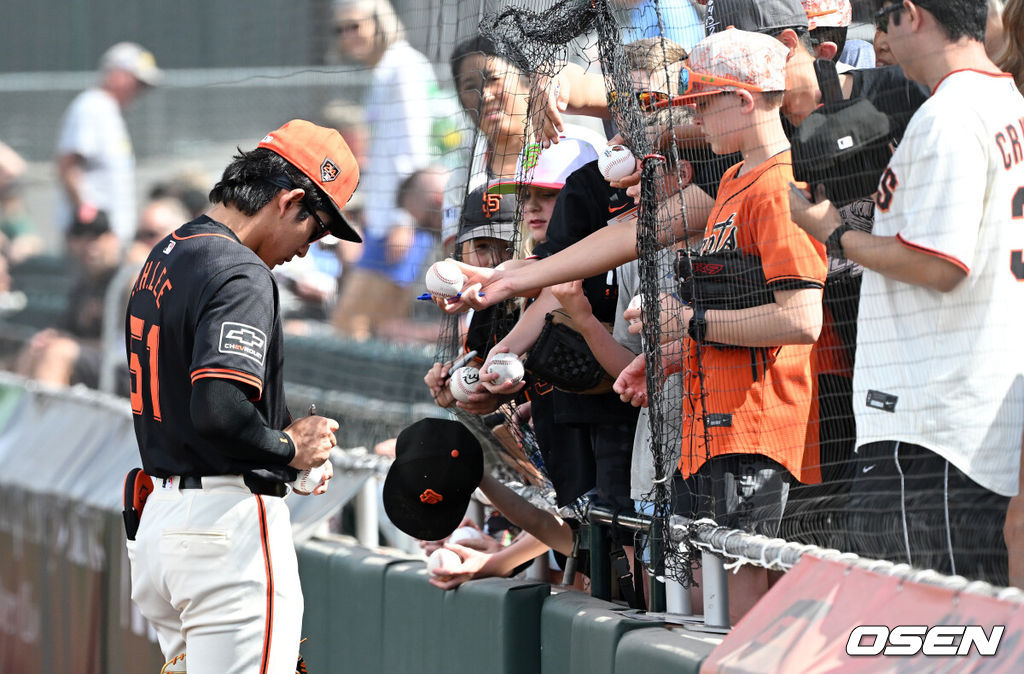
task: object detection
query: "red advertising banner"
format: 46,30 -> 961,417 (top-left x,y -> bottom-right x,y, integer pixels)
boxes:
701,555 -> 1024,672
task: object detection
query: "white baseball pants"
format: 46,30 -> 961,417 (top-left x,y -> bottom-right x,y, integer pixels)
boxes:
127,476 -> 302,674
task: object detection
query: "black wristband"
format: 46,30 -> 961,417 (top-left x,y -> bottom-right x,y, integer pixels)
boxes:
825,221 -> 855,260
687,306 -> 707,343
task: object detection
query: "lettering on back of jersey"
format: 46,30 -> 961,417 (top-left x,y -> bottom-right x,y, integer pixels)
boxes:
219,322 -> 267,366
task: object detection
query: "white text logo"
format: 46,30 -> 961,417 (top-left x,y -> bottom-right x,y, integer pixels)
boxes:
846,625 -> 1004,657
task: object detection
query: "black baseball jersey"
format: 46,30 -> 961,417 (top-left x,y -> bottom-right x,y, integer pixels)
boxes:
530,160 -> 639,427
125,216 -> 293,482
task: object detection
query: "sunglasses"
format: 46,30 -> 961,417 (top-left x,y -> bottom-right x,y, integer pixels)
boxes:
264,175 -> 330,245
873,3 -> 905,33
608,90 -> 672,112
678,65 -> 764,97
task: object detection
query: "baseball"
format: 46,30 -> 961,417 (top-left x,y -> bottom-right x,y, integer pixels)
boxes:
627,294 -> 643,324
425,260 -> 465,300
447,526 -> 484,546
426,547 -> 462,574
449,366 -> 481,402
484,352 -> 525,390
290,461 -> 327,494
598,145 -> 637,182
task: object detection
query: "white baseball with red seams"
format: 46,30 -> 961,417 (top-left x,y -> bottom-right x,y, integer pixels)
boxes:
427,547 -> 462,574
485,352 -> 524,389
449,366 -> 481,402
290,461 -> 327,494
598,145 -> 637,182
425,260 -> 465,300
447,526 -> 484,546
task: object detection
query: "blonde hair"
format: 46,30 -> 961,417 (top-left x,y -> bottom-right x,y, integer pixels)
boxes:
996,0 -> 1024,94
621,37 -> 688,74
330,0 -> 406,64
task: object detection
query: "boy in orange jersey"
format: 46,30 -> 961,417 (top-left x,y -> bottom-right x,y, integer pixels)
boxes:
617,27 -> 828,623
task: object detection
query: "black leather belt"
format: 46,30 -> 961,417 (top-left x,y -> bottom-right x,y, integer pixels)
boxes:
175,475 -> 287,498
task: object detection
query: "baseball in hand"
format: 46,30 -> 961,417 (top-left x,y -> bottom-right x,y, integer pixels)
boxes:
427,547 -> 462,574
447,526 -> 484,546
598,145 -> 637,182
484,352 -> 525,390
290,461 -> 328,494
627,294 -> 643,324
449,366 -> 482,403
425,260 -> 465,300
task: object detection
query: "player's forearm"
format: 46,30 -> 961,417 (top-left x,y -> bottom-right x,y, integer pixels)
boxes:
840,230 -> 966,293
190,378 -> 295,465
507,223 -> 639,297
701,288 -> 823,347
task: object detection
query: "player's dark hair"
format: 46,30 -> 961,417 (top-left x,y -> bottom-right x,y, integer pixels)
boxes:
809,26 -> 848,60
209,148 -> 332,223
876,0 -> 987,42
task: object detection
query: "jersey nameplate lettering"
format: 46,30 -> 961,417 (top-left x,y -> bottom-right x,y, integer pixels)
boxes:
218,322 -> 267,366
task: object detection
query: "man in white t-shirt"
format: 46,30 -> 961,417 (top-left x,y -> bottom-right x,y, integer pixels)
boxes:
56,42 -> 161,244
790,0 -> 1024,585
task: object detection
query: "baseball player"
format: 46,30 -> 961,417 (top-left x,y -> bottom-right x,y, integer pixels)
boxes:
124,119 -> 360,672
790,0 -> 1024,585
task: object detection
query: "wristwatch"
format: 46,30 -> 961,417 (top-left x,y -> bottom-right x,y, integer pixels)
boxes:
687,306 -> 707,343
825,221 -> 855,260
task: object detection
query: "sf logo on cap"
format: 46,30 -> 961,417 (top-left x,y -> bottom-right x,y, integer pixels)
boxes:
320,158 -> 340,183
419,489 -> 443,504
482,193 -> 502,219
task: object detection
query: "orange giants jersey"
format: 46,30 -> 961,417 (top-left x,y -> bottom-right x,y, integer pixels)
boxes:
680,151 -> 827,484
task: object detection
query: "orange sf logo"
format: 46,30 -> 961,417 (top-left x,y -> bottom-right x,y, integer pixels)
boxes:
482,193 -> 502,218
419,489 -> 444,504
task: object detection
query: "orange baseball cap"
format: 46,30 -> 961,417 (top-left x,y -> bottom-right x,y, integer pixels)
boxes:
258,119 -> 362,242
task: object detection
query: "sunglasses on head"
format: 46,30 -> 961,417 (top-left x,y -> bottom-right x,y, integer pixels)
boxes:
264,175 -> 330,245
873,3 -> 905,33
608,90 -> 672,112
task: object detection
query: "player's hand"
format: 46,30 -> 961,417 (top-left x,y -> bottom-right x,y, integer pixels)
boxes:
528,71 -> 569,147
788,182 -> 841,244
311,459 -> 334,495
428,543 -> 491,590
550,279 -> 592,322
284,415 -> 339,470
613,353 -> 649,408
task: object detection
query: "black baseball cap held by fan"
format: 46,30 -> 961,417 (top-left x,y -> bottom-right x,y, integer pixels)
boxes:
382,418 -> 484,541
